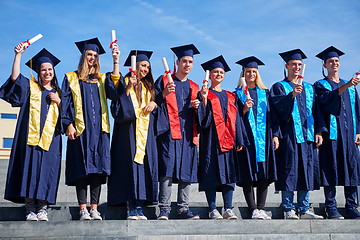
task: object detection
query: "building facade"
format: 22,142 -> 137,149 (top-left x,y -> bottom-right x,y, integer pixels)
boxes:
0,99 -> 18,159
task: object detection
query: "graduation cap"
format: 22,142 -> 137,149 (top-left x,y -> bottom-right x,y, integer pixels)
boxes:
201,55 -> 231,72
316,46 -> 344,62
75,37 -> 106,55
236,56 -> 265,69
25,48 -> 61,74
171,44 -> 200,59
124,50 -> 153,67
279,49 -> 307,63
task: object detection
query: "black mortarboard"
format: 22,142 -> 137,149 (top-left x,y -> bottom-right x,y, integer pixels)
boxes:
316,46 -> 344,62
124,50 -> 153,67
201,55 -> 231,72
279,49 -> 307,63
25,48 -> 60,74
236,56 -> 265,69
75,37 -> 106,55
171,44 -> 200,59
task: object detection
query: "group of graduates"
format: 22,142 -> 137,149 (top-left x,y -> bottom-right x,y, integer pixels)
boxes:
1,36 -> 360,222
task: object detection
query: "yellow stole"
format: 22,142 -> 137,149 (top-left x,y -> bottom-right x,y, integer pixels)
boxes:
27,78 -> 59,151
125,77 -> 151,164
65,71 -> 110,136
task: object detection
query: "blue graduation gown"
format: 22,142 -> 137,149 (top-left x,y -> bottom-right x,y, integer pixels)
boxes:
61,72 -> 118,186
154,75 -> 198,183
0,74 -> 62,205
314,78 -> 360,186
197,90 -> 244,191
235,88 -> 277,186
107,73 -> 158,205
270,79 -> 325,191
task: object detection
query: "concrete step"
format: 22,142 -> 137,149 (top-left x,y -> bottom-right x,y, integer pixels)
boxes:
0,219 -> 359,240
0,202 -> 348,221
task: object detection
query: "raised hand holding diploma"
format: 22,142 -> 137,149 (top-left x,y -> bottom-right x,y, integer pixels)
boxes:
162,57 -> 176,98
110,30 -> 117,56
15,34 -> 43,53
298,63 -> 306,85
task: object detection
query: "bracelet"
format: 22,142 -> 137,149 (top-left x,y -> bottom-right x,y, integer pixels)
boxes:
113,62 -> 119,64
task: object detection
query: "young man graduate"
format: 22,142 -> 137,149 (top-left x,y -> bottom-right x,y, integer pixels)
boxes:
314,46 -> 360,219
154,44 -> 200,220
270,49 -> 325,219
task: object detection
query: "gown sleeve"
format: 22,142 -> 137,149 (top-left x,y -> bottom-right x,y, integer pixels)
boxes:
0,74 -> 29,107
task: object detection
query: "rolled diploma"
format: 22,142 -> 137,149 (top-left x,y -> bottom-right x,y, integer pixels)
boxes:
111,30 -> 117,56
162,57 -> 173,83
239,77 -> 246,89
355,71 -> 360,80
16,34 -> 43,52
203,70 -> 209,86
298,63 -> 306,85
245,86 -> 251,100
131,55 -> 136,74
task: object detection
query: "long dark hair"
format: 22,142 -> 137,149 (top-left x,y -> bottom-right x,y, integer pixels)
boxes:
125,62 -> 155,104
37,68 -> 60,93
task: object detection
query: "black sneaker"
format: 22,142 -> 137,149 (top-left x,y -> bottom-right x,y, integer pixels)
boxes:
326,208 -> 344,219
157,208 -> 170,220
345,207 -> 360,219
177,209 -> 200,220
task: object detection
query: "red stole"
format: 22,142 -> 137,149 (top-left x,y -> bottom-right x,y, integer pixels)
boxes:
207,90 -> 237,152
163,75 -> 199,145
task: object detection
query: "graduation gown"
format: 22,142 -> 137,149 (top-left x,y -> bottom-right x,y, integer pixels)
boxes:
61,72 -> 117,186
314,78 -> 360,186
0,74 -> 62,204
107,74 -> 158,205
270,79 -> 325,191
197,89 -> 244,191
154,75 -> 198,183
235,88 -> 277,186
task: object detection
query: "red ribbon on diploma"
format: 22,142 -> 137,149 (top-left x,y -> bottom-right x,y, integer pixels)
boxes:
163,70 -> 171,77
129,68 -> 136,76
109,40 -> 118,48
244,86 -> 249,96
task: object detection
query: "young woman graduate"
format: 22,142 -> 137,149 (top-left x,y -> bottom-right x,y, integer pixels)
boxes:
61,38 -> 119,221
0,44 -> 62,221
197,55 -> 245,220
314,46 -> 360,219
107,47 -> 158,220
270,49 -> 325,219
234,56 -> 277,219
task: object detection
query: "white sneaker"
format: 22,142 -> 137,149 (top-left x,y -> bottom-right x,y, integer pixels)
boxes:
300,210 -> 324,219
251,209 -> 261,219
284,210 -> 299,219
37,210 -> 49,221
26,211 -> 38,221
258,209 -> 272,220
79,209 -> 92,221
223,209 -> 238,220
209,209 -> 223,220
90,209 -> 102,220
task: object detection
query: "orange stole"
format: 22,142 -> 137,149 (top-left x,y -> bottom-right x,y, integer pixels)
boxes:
163,75 -> 199,145
207,90 -> 237,152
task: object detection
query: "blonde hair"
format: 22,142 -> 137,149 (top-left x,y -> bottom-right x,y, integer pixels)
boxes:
77,50 -> 101,81
237,68 -> 267,89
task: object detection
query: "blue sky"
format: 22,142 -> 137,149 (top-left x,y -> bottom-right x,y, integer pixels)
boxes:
1,0 -> 359,91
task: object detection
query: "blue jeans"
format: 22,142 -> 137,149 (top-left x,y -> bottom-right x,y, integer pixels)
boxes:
281,190 -> 310,215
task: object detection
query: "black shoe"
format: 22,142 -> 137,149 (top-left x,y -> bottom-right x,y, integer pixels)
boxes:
345,207 -> 360,219
326,208 -> 344,219
177,209 -> 200,220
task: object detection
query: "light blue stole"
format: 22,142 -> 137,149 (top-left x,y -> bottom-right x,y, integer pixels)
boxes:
317,79 -> 356,140
279,81 -> 314,143
236,86 -> 267,165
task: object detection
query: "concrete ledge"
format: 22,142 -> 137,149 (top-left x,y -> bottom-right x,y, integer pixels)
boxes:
0,220 -> 359,239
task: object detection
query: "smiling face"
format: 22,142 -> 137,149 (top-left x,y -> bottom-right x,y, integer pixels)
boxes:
210,67 -> 225,84
285,59 -> 302,78
137,61 -> 150,79
39,62 -> 54,84
177,56 -> 194,75
324,57 -> 340,74
85,50 -> 98,67
244,68 -> 257,83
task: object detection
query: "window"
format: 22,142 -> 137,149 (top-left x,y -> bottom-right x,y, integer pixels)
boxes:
3,138 -> 13,148
1,113 -> 17,119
